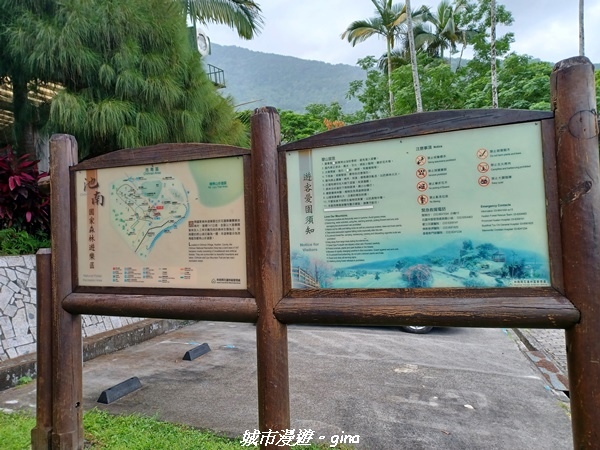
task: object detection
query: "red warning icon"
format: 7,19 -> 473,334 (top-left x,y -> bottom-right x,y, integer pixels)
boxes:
477,162 -> 490,173
478,176 -> 491,187
416,155 -> 427,166
416,181 -> 428,192
477,148 -> 489,159
417,194 -> 429,205
416,168 -> 428,179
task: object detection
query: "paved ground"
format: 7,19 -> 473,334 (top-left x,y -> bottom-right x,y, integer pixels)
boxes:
513,328 -> 569,393
0,322 -> 573,449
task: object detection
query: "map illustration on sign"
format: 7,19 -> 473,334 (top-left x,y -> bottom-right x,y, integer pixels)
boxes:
286,122 -> 552,289
110,170 -> 190,259
76,157 -> 247,289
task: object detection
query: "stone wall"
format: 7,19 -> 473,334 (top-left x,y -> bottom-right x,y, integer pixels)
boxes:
0,255 -> 142,362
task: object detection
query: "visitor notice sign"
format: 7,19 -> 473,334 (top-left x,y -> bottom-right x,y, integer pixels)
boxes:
75,157 -> 247,289
286,121 -> 551,289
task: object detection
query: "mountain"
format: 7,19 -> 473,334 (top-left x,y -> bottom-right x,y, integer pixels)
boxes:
204,44 -> 366,113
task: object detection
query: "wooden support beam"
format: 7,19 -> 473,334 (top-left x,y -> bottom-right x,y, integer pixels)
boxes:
551,56 -> 600,449
251,107 -> 290,449
31,249 -> 53,450
49,135 -> 83,449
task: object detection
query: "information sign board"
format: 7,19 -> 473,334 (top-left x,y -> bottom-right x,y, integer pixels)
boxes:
286,122 -> 551,289
76,157 -> 247,289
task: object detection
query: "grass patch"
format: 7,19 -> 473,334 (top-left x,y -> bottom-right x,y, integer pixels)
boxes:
0,410 -> 35,450
0,409 -> 354,449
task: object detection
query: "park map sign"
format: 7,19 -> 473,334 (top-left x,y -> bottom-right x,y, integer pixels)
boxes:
287,122 -> 551,289
75,157 -> 247,289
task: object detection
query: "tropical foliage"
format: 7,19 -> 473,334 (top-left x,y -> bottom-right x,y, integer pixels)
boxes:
342,0 -> 428,115
0,145 -> 49,235
0,0 -> 255,158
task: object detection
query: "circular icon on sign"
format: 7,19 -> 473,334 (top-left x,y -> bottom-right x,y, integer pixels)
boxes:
416,168 -> 428,179
477,148 -> 489,159
478,176 -> 491,187
416,155 -> 427,166
416,181 -> 428,192
417,194 -> 429,205
477,162 -> 490,173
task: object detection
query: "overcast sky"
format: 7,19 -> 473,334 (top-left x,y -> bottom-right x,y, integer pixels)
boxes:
203,0 -> 600,66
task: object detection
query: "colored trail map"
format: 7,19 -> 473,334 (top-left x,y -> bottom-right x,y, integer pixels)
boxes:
110,171 -> 189,259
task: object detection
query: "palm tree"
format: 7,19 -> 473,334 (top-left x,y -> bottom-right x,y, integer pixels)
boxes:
405,0 -> 422,112
413,0 -> 467,66
182,0 -> 264,40
342,0 -> 411,116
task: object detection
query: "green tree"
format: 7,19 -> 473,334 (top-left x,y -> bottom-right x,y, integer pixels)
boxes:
1,0 -> 246,158
346,56 -> 390,120
391,54 -> 465,114
414,0 -> 468,65
457,0 -> 514,107
342,0 -> 413,116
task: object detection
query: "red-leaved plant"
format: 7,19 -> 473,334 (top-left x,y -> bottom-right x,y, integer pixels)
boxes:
0,145 -> 50,234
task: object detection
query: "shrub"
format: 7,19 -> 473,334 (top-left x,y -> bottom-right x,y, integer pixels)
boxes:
0,146 -> 50,235
0,228 -> 51,256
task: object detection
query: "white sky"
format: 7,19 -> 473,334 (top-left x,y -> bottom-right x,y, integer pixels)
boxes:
204,0 -> 600,66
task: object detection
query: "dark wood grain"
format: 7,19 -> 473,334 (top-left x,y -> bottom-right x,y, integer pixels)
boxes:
552,56 -> 600,449
31,249 -> 53,450
62,294 -> 258,322
49,135 -> 83,449
279,109 -> 554,152
274,294 -> 578,328
73,142 -> 250,170
540,119 -> 565,294
251,106 -> 290,448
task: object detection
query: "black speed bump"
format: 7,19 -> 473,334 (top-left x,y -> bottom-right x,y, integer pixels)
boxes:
97,377 -> 142,404
183,343 -> 211,361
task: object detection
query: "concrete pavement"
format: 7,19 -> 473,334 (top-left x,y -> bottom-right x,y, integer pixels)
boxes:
0,322 -> 573,449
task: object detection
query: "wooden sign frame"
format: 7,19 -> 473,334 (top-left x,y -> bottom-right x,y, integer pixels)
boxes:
275,110 -> 578,329
32,56 -> 599,450
62,143 -> 259,322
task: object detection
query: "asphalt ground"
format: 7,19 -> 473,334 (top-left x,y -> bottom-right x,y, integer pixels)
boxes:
0,322 -> 572,449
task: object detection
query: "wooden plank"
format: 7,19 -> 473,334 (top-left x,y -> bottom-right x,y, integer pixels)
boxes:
62,293 -> 258,322
279,109 -> 554,152
49,134 -> 83,449
251,107 -> 290,449
73,142 -> 250,170
243,154 -> 256,297
540,119 -> 565,293
551,56 -> 600,448
274,294 -> 579,328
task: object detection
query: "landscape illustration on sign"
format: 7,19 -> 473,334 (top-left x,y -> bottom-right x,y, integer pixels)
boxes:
291,238 -> 550,289
110,167 -> 189,259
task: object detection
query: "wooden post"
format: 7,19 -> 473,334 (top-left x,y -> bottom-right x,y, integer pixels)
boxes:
551,56 -> 600,449
49,135 -> 83,449
251,107 -> 290,448
31,249 -> 53,449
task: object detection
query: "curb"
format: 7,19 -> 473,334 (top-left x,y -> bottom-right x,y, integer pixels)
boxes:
512,328 -> 569,396
0,318 -> 191,391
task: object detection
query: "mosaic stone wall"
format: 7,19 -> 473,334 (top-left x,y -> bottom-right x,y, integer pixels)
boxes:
0,255 -> 141,362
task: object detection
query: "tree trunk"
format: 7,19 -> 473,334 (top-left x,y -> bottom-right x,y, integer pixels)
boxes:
405,0 -> 423,112
579,0 -> 585,56
11,76 -> 37,157
490,0 -> 498,108
386,37 -> 394,116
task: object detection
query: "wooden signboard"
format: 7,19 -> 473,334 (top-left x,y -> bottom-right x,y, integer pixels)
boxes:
33,56 -> 599,450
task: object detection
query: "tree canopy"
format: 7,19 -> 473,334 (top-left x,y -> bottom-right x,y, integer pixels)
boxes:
0,0 -> 249,157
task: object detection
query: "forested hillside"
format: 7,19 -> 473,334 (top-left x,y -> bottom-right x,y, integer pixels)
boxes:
205,44 -> 365,112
